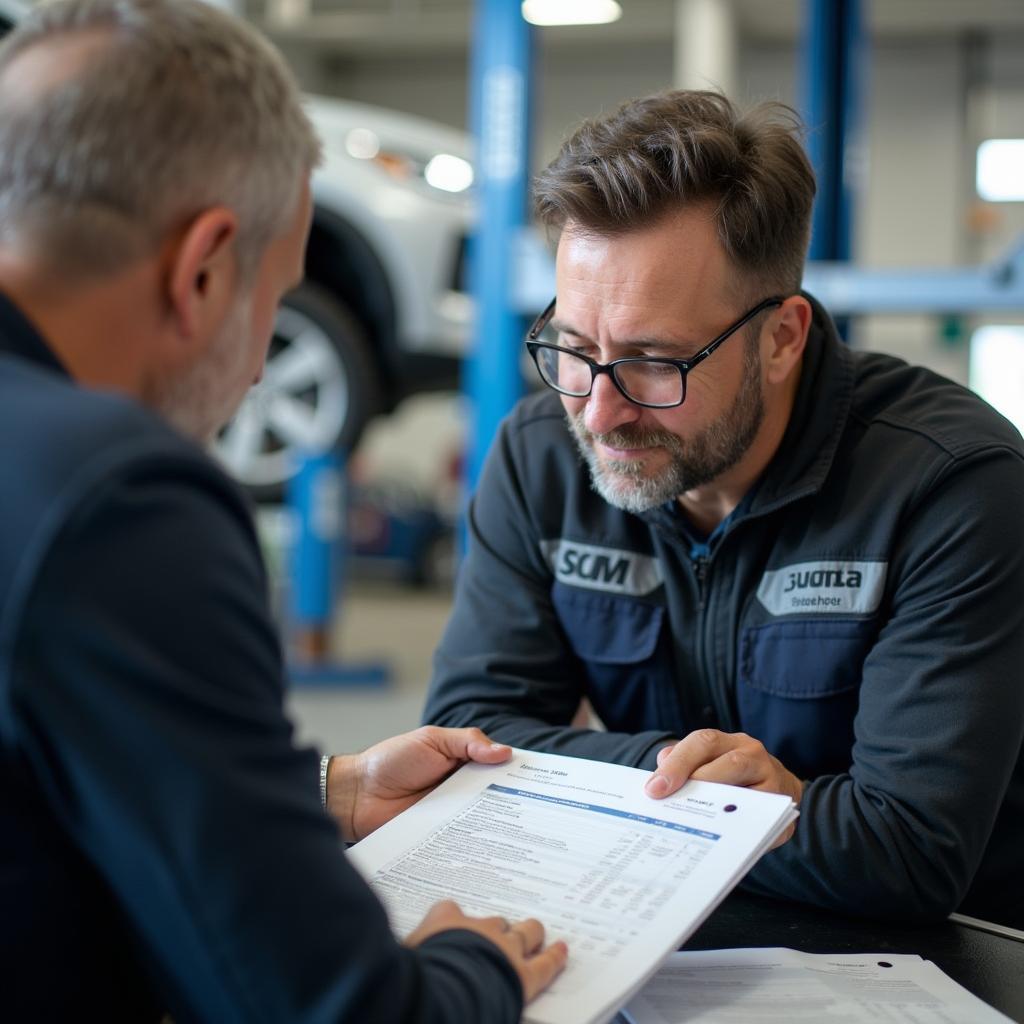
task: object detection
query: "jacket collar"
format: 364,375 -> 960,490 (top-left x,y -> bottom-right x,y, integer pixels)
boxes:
0,290 -> 70,378
749,291 -> 854,515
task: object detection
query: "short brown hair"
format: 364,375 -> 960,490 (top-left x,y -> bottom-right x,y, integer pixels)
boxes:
534,90 -> 815,297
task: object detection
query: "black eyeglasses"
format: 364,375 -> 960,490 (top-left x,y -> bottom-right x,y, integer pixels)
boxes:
525,296 -> 783,409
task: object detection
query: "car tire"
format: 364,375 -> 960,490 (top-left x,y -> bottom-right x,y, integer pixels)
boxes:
217,282 -> 381,502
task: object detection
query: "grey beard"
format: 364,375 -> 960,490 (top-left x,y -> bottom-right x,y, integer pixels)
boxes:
567,350 -> 766,515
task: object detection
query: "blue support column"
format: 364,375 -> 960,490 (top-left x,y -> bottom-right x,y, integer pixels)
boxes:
289,451 -> 345,639
286,451 -> 389,687
800,0 -> 865,265
465,0 -> 534,492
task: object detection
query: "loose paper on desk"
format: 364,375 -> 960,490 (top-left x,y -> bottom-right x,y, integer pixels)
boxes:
623,948 -> 1014,1023
346,748 -> 797,1024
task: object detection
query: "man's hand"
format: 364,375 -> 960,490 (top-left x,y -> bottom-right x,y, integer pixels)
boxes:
327,726 -> 512,843
406,900 -> 568,1004
644,729 -> 803,848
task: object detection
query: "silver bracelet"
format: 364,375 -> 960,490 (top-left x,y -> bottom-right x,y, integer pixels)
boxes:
319,754 -> 331,808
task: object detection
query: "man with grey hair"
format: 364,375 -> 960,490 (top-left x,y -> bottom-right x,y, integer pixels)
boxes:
425,90 -> 1024,928
0,1 -> 565,1020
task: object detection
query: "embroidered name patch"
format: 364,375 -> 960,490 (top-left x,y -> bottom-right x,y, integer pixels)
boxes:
539,539 -> 663,596
757,560 -> 887,616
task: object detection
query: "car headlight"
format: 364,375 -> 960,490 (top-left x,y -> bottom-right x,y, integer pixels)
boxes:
344,128 -> 474,195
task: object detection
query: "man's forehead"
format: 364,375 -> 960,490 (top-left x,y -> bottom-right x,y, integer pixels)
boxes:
554,209 -> 734,320
0,29 -> 114,105
559,205 -> 724,265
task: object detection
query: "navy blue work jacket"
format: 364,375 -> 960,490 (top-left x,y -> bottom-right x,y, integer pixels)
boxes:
425,295 -> 1024,929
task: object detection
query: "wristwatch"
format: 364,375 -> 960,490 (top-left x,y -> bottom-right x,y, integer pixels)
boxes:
319,754 -> 331,808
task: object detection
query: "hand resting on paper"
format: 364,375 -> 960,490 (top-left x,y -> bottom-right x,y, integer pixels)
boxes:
643,729 -> 803,849
326,726 -> 513,842
406,900 -> 569,1003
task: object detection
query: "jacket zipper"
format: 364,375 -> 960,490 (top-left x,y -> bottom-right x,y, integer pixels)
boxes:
693,554 -> 709,612
689,550 -> 719,725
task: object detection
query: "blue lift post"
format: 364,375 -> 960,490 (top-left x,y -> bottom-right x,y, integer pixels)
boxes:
465,0 -> 534,494
801,0 -> 865,338
287,451 -> 389,687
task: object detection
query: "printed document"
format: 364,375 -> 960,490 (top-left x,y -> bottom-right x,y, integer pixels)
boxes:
624,948 -> 1014,1023
347,748 -> 797,1024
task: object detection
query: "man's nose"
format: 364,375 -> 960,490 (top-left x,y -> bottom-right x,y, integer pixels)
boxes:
584,371 -> 641,436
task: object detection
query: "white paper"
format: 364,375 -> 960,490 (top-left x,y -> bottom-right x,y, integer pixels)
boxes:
347,749 -> 797,1024
624,948 -> 1014,1024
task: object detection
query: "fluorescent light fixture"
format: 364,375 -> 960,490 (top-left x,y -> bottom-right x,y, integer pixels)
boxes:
969,325 -> 1024,436
345,128 -> 380,161
521,0 -> 622,27
976,139 -> 1024,202
424,153 -> 475,194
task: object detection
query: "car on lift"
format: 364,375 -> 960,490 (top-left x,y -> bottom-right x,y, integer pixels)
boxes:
0,0 -> 476,501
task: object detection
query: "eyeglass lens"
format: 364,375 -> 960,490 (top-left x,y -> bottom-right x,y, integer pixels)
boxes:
533,345 -> 685,406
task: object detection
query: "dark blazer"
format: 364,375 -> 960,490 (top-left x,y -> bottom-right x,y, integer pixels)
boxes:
0,291 -> 520,1023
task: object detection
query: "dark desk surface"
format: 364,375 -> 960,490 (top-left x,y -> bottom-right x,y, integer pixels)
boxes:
673,890 -> 1024,1022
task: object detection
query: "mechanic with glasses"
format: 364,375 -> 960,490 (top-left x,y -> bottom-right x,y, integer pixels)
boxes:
425,90 -> 1024,929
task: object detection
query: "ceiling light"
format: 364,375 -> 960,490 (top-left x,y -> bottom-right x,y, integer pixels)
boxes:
976,139 -> 1024,202
521,0 -> 622,27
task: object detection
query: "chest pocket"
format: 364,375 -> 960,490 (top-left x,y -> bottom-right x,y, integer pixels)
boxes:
738,619 -> 876,779
552,583 -> 682,734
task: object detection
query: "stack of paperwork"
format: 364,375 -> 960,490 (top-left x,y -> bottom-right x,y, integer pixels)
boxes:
624,948 -> 1015,1023
348,748 -> 798,1024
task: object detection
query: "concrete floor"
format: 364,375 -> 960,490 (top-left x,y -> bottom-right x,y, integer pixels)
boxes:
285,579 -> 454,756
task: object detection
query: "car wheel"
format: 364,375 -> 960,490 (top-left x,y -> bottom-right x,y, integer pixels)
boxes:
216,283 -> 380,502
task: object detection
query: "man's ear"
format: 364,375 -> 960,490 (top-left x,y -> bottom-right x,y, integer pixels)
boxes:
764,295 -> 812,385
164,207 -> 240,348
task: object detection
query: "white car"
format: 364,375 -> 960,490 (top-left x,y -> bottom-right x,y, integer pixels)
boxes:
0,1 -> 477,499
221,97 -> 475,498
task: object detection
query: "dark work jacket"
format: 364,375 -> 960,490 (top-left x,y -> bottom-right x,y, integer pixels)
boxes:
425,295 -> 1024,929
0,292 -> 522,1023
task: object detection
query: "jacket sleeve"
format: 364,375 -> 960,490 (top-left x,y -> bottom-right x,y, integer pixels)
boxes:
8,462 -> 523,1024
423,414 -> 676,769
745,449 -> 1024,923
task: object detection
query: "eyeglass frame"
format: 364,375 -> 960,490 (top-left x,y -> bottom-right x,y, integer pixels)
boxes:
525,295 -> 785,409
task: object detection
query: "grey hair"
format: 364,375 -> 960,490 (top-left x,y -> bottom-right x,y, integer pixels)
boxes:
0,0 -> 322,280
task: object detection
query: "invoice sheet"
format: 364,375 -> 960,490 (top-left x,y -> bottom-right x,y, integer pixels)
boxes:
624,948 -> 1014,1024
347,749 -> 797,1024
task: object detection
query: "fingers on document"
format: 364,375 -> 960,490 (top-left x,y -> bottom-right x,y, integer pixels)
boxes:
487,916 -> 568,1002
647,730 -> 770,797
420,725 -> 511,763
656,743 -> 679,768
646,729 -> 732,796
481,915 -> 511,933
689,747 -> 764,787
407,903 -> 568,1000
517,936 -> 569,1002
508,917 -> 544,953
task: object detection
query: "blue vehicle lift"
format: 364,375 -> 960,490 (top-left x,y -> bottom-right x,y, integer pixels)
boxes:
464,0 -> 534,493
287,452 -> 390,687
